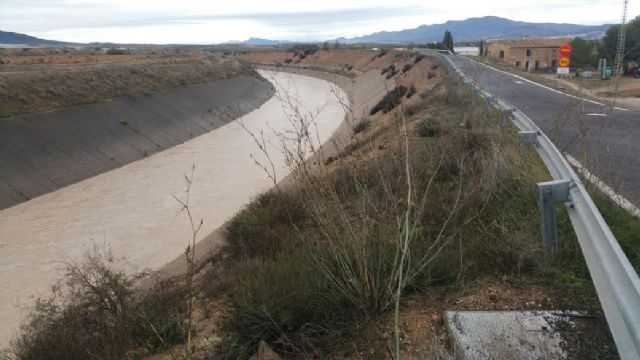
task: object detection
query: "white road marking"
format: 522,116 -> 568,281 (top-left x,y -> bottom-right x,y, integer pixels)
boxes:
514,80 -> 524,84
586,113 -> 608,117
565,154 -> 640,219
464,57 -> 606,107
614,106 -> 630,111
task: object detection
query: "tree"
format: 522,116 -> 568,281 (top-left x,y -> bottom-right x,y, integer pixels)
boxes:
599,15 -> 640,66
426,42 -> 446,50
443,30 -> 454,54
322,41 -> 330,51
570,37 -> 598,68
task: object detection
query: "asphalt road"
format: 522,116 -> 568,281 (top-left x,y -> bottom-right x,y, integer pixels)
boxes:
450,56 -> 640,206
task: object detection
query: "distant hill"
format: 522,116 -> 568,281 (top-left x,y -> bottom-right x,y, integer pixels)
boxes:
224,37 -> 290,46
244,37 -> 289,45
338,16 -> 610,44
0,30 -> 70,47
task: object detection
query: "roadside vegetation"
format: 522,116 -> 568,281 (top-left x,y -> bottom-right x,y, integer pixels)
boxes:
209,72 -> 611,358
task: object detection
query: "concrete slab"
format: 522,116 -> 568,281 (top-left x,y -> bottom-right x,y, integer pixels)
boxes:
445,311 -> 573,359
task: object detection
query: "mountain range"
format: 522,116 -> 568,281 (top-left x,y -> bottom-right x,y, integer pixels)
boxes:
0,30 -> 69,47
337,16 -> 611,44
0,16 -> 612,47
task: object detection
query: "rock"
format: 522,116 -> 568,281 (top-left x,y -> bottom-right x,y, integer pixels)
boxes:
250,341 -> 282,360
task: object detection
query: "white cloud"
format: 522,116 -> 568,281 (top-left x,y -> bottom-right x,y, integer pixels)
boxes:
0,0 -> 637,43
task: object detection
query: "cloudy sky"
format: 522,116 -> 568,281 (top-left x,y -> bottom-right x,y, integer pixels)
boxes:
1,0 -> 638,44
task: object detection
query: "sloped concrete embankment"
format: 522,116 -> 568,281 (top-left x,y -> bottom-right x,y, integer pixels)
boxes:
0,75 -> 274,209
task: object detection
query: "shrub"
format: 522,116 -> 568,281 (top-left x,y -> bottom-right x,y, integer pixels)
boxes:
404,101 -> 426,117
414,55 -> 426,64
289,44 -> 319,59
106,48 -> 127,55
352,119 -> 370,134
9,247 -> 188,360
225,191 -> 309,260
225,251 -> 337,356
418,118 -> 441,137
402,63 -> 413,73
370,85 -> 408,115
381,64 -> 395,75
406,84 -> 417,98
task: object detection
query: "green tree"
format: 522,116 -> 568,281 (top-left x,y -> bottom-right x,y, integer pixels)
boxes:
322,41 -> 330,51
569,37 -> 599,68
443,30 -> 454,53
599,15 -> 640,66
426,42 -> 446,50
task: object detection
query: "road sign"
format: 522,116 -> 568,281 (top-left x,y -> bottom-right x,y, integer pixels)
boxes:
559,57 -> 570,68
560,44 -> 573,57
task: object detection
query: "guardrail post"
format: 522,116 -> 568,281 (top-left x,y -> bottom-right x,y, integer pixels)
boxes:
537,179 -> 572,250
518,130 -> 538,155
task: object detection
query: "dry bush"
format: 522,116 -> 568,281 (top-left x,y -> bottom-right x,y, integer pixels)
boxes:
370,85 -> 409,115
8,246 -> 188,360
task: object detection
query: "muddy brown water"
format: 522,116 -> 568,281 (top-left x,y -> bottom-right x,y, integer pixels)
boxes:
0,70 -> 347,344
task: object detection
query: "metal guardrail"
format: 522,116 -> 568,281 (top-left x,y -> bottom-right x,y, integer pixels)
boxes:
417,48 -> 640,360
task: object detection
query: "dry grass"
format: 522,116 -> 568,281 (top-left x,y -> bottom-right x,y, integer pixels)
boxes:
0,48 -> 253,117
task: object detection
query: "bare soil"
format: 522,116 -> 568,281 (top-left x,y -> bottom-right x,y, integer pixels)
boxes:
0,48 -> 249,117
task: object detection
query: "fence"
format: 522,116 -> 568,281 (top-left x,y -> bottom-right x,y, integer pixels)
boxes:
417,48 -> 640,360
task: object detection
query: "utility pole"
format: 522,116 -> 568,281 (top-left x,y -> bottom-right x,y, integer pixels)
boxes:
613,0 -> 629,79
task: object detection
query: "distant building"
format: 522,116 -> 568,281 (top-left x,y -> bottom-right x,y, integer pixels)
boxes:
484,38 -> 572,71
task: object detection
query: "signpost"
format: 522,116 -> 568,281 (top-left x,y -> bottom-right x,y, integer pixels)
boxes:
557,44 -> 572,75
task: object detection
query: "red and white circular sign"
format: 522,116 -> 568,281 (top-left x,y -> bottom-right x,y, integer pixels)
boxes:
559,44 -> 573,57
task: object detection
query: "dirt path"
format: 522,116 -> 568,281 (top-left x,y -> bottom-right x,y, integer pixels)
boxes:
0,70 -> 347,344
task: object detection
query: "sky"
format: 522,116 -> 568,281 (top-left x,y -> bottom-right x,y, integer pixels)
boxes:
0,0 -> 638,44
